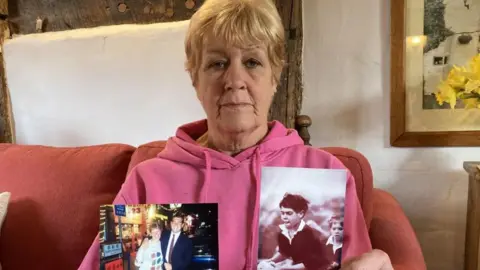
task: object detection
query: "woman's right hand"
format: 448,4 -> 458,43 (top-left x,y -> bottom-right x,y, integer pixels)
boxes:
341,249 -> 393,270
258,260 -> 276,269
164,262 -> 173,270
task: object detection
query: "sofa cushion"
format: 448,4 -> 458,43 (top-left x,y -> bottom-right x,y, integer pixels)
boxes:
0,143 -> 135,270
127,141 -> 166,173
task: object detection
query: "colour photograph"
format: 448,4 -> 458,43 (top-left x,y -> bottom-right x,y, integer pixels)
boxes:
98,203 -> 218,270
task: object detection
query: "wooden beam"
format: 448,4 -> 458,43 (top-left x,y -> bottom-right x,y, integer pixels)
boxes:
0,0 -> 12,143
7,0 -> 204,35
269,0 -> 303,129
288,0 -> 303,126
0,0 -> 6,17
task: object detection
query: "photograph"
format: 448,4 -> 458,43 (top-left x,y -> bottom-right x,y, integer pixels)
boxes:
98,203 -> 219,270
257,167 -> 348,270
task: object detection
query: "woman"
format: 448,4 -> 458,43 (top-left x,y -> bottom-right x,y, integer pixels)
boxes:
80,0 -> 392,269
134,223 -> 164,270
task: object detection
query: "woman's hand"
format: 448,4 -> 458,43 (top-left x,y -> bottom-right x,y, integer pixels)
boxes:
258,260 -> 276,269
164,262 -> 172,270
341,249 -> 393,270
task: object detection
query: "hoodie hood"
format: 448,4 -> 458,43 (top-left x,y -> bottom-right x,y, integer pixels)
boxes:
158,119 -> 305,168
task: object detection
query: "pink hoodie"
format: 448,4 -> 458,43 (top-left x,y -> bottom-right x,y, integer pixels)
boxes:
79,120 -> 372,269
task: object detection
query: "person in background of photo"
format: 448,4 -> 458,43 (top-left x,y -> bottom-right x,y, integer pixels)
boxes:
134,222 -> 164,270
161,213 -> 193,270
325,215 -> 344,270
260,193 -> 332,270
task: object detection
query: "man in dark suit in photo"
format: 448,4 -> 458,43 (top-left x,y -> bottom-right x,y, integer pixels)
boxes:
161,213 -> 193,270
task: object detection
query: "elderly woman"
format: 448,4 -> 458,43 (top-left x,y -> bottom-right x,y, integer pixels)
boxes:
80,0 -> 392,269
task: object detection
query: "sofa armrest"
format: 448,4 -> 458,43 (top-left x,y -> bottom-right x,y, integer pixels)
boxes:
369,188 -> 426,270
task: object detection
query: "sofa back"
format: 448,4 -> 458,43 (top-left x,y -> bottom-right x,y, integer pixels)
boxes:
0,143 -> 136,270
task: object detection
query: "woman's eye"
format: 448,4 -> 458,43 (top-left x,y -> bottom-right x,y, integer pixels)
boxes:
245,59 -> 261,69
209,61 -> 227,69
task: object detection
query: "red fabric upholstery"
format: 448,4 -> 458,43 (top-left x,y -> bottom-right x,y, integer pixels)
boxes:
127,141 -> 166,173
370,189 -> 426,270
0,143 -> 135,270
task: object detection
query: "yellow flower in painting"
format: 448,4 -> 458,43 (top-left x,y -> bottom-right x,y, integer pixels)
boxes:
435,53 -> 480,109
435,81 -> 457,108
445,65 -> 467,88
463,98 -> 480,109
465,79 -> 480,93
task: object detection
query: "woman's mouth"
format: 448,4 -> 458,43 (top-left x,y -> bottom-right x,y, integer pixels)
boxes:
221,103 -> 252,109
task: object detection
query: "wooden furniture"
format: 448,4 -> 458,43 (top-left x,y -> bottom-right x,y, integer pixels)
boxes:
464,161 -> 480,270
0,0 -> 311,144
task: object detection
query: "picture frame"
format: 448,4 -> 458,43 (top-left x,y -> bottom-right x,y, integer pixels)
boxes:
390,0 -> 480,147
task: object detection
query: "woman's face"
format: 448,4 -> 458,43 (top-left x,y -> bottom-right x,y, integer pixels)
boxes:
150,228 -> 161,241
194,37 -> 277,133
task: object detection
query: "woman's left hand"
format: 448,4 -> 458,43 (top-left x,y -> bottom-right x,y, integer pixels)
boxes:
341,249 -> 393,270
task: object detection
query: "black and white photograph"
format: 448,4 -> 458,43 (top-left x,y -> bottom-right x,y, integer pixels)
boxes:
98,203 -> 219,270
257,167 -> 347,270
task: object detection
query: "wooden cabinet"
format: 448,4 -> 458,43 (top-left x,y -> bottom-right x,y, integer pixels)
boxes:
464,162 -> 480,270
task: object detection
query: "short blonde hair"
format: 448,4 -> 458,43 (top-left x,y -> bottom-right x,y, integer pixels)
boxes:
184,0 -> 285,84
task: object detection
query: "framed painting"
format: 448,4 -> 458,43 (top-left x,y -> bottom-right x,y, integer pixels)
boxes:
390,0 -> 480,147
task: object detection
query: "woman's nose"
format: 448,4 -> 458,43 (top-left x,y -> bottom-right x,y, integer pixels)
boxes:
224,62 -> 247,91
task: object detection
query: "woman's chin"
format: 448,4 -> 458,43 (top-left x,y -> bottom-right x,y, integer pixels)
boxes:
217,117 -> 257,133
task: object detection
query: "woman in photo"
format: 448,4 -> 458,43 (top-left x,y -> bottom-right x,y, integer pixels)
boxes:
134,222 -> 164,270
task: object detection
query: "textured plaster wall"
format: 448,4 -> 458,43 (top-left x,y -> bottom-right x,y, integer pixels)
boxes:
302,1 -> 479,269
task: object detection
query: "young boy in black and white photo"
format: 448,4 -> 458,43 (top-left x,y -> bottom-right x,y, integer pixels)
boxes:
325,215 -> 344,270
259,193 -> 333,270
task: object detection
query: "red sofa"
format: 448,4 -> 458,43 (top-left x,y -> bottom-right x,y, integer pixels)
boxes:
0,141 -> 426,270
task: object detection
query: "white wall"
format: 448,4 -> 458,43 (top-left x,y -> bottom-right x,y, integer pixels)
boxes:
302,1 -> 480,269
3,20 -> 206,147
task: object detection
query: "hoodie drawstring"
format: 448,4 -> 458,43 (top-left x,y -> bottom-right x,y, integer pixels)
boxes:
200,150 -> 212,203
200,148 -> 262,269
246,148 -> 262,269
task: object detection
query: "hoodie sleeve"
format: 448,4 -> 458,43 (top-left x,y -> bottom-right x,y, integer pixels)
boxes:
328,156 -> 373,262
78,185 -> 134,269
